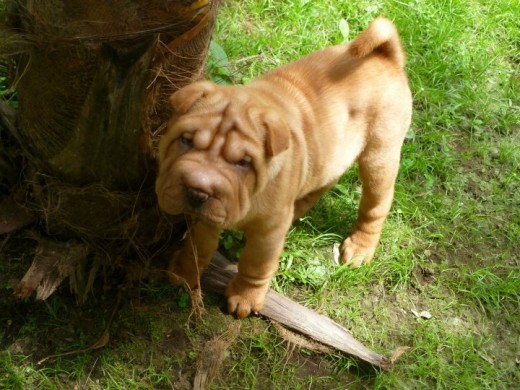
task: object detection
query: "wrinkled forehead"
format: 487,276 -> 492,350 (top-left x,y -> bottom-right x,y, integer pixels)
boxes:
173,91 -> 265,152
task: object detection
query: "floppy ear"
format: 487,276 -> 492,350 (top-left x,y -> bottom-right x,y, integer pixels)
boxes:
263,111 -> 290,157
169,81 -> 216,114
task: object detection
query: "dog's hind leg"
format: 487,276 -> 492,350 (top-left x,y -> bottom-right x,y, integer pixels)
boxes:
340,147 -> 401,267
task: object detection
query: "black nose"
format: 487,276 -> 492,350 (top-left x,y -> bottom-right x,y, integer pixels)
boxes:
186,187 -> 210,208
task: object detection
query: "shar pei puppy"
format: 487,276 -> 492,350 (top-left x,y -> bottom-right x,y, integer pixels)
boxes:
156,17 -> 412,318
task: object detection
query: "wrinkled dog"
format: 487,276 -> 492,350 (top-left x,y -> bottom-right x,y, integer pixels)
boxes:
156,17 -> 412,318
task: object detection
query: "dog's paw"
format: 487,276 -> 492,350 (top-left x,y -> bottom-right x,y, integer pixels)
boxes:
226,277 -> 269,319
340,230 -> 379,267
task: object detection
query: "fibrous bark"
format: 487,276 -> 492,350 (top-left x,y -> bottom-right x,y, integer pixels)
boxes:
0,0 -> 221,298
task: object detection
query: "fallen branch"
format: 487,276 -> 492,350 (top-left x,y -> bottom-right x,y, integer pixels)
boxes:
201,252 -> 393,371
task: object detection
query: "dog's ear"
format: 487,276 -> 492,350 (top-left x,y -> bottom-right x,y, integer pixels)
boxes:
263,111 -> 290,157
169,81 -> 216,114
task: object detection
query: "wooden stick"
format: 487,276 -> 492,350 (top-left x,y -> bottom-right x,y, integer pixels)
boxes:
201,252 -> 392,370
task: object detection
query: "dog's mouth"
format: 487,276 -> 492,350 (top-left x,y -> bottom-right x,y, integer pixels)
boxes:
183,188 -> 227,226
185,206 -> 227,226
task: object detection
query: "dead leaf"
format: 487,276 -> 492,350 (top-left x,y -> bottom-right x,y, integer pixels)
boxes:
332,243 -> 340,264
410,309 -> 432,319
419,310 -> 432,319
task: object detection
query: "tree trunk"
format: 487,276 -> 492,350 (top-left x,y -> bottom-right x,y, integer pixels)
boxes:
0,0 -> 221,299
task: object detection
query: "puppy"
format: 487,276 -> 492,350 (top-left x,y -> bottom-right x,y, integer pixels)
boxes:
156,17 -> 412,318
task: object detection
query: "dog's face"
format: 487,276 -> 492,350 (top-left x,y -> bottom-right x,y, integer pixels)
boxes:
156,81 -> 289,227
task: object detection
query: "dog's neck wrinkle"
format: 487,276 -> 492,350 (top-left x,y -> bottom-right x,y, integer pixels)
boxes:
248,75 -> 318,145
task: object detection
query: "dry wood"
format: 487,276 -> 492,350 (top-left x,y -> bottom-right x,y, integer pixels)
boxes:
14,237 -> 89,300
201,252 -> 393,370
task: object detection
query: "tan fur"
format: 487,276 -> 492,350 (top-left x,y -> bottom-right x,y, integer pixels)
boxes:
156,17 -> 412,318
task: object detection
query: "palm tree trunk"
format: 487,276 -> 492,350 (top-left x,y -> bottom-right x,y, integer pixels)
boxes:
0,0 -> 221,300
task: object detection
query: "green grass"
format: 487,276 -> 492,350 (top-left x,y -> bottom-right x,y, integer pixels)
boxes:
214,0 -> 519,387
2,0 -> 519,388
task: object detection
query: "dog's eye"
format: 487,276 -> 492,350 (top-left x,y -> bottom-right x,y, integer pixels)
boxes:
236,156 -> 252,169
180,133 -> 193,147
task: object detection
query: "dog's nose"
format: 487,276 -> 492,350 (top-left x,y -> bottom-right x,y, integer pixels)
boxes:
186,187 -> 210,208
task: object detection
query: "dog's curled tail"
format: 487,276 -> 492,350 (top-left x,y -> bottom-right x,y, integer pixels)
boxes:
347,17 -> 405,68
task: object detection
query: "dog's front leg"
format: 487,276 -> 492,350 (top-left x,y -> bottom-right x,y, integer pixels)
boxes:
168,220 -> 221,289
226,213 -> 293,318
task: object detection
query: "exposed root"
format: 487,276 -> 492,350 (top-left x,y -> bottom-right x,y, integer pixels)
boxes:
188,287 -> 205,324
176,216 -> 206,324
164,267 -> 206,325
